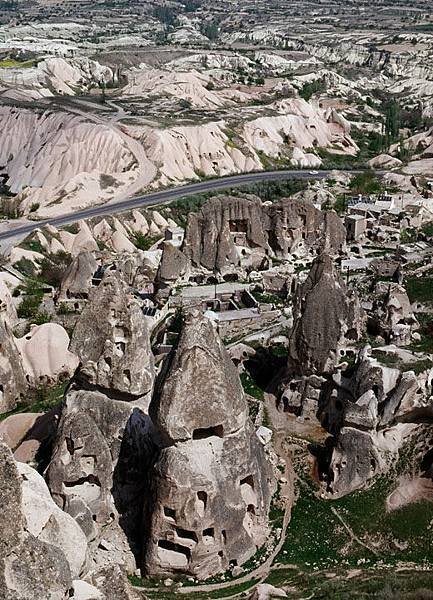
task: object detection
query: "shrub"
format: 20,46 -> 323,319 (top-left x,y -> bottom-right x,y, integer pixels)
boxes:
349,172 -> 383,195
17,294 -> 41,319
132,233 -> 158,251
39,252 -> 70,288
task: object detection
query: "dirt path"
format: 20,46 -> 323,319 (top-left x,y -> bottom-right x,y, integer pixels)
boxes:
330,506 -> 378,557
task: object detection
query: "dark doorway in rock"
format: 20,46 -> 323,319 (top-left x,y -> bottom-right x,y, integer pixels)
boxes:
192,425 -> 224,439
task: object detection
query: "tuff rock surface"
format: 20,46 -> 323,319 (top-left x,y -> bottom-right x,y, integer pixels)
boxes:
70,270 -> 154,400
58,251 -> 98,301
183,195 -> 345,275
0,320 -> 27,413
48,270 -> 157,571
0,443 -> 72,600
145,311 -> 274,579
321,347 -> 433,497
286,253 -> 364,376
369,282 -> 418,346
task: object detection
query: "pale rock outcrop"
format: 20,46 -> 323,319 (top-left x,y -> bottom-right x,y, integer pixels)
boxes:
369,282 -> 418,346
0,320 -> 27,414
0,413 -> 42,452
0,56 -> 113,101
0,106 -> 137,216
58,251 -> 98,301
250,583 -> 287,599
34,230 -> 50,251
0,410 -> 58,465
291,146 -> 322,168
145,311 -> 274,579
72,580 -> 104,600
46,387 -> 154,572
60,230 -> 77,253
151,210 -> 170,230
243,98 -> 358,161
142,121 -> 261,185
10,246 -> 44,268
183,195 -> 345,275
90,565 -> 142,600
112,218 -> 131,239
128,210 -> 149,236
156,241 -> 189,293
71,222 -> 99,257
93,219 -> 114,244
110,229 -> 136,253
149,220 -> 162,237
123,68 -> 244,110
15,323 -> 79,387
368,154 -> 403,170
113,251 -> 162,289
0,443 -> 73,600
322,348 -> 432,497
69,271 -> 154,400
17,461 -> 88,578
286,254 -> 365,376
48,270 -> 157,571
50,236 -> 67,254
0,278 -> 17,326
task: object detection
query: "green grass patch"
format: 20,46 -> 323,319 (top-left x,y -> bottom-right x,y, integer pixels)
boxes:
406,277 -> 433,304
132,577 -> 261,599
265,568 -> 433,599
349,172 -> 383,196
279,442 -> 433,573
240,370 -> 264,401
0,381 -> 67,422
132,232 -> 159,251
0,58 -> 36,69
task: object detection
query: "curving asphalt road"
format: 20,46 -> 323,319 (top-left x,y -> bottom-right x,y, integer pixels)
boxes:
0,168 -> 354,243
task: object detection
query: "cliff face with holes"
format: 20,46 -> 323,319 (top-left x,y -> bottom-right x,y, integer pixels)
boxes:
144,311 -> 274,580
46,270 -> 156,572
183,194 -> 346,275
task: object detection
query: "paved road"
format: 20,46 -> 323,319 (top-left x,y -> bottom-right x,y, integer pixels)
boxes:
0,169 -> 334,243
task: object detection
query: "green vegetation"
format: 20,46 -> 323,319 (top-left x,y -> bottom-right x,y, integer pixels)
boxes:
39,252 -> 70,288
129,575 -> 261,599
153,5 -> 177,26
132,232 -> 159,251
21,238 -> 44,254
400,228 -> 417,244
299,78 -> 326,102
16,287 -> 43,319
421,221 -> 433,238
333,194 -> 349,215
371,350 -> 400,368
316,147 -> 360,170
405,277 -> 433,304
349,172 -> 383,196
351,128 -> 388,162
410,313 -> 433,353
372,350 -> 432,375
264,568 -> 433,599
279,440 -> 433,575
251,290 -> 282,305
200,21 -> 219,40
14,257 -> 37,278
240,370 -> 264,401
0,58 -> 36,69
0,381 -> 68,422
